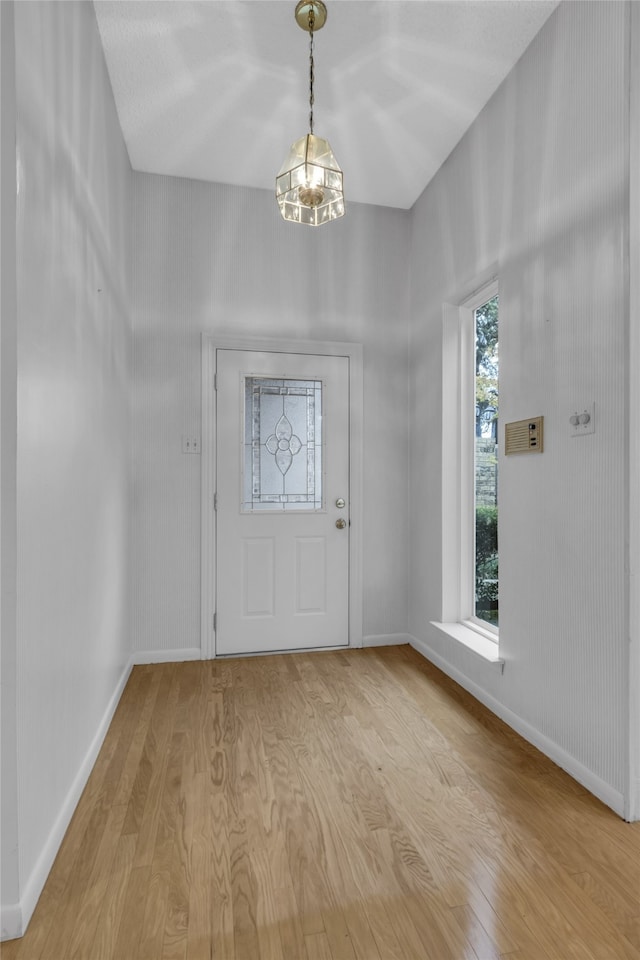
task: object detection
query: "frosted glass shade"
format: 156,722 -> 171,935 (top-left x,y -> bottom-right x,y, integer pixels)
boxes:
276,134 -> 345,226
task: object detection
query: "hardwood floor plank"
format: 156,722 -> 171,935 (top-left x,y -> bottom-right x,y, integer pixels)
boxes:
4,648 -> 639,960
124,666 -> 179,846
570,871 -> 640,952
463,885 -> 521,956
451,902 -> 504,960
228,823 -> 261,960
206,688 -> 236,960
208,788 -> 235,960
304,930 -> 333,960
65,802 -> 130,960
356,899 -> 406,960
318,909 -> 357,960
338,902 -> 382,960
184,770 -> 211,960
112,667 -> 163,810
87,832 -> 137,960
161,798 -> 191,956
137,727 -> 186,959
111,865 -> 150,960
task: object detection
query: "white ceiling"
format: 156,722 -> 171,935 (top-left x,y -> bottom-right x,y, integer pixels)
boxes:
94,0 -> 558,210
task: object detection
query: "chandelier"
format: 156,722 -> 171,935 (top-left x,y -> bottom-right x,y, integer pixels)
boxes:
276,1 -> 345,226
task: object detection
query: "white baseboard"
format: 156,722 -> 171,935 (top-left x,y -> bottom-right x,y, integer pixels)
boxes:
362,633 -> 411,648
2,659 -> 133,942
0,903 -> 22,943
626,778 -> 640,822
409,634 -> 626,819
130,647 -> 201,665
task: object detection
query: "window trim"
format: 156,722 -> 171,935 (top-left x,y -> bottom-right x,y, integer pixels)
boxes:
438,279 -> 501,661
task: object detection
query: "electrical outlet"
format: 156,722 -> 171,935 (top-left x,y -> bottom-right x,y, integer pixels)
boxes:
182,435 -> 201,454
569,402 -> 595,437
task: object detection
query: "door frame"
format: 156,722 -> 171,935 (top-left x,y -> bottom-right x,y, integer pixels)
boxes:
201,334 -> 363,659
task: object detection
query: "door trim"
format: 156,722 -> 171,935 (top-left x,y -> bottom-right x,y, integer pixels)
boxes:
201,335 -> 363,659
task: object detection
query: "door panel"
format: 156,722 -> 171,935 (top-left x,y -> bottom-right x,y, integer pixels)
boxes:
216,349 -> 349,656
295,537 -> 326,614
242,538 -> 275,617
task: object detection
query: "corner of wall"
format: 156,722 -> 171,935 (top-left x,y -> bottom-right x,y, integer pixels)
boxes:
626,0 -> 640,823
1,0 -> 21,938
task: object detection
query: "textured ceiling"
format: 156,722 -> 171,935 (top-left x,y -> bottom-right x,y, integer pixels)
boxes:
94,0 -> 558,210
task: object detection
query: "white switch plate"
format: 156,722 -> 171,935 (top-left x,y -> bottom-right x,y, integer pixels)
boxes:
182,435 -> 201,454
570,402 -> 595,437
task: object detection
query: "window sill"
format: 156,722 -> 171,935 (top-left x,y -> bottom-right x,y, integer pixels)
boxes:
430,620 -> 504,666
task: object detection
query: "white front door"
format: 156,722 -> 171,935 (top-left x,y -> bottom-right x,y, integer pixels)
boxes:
215,349 -> 350,656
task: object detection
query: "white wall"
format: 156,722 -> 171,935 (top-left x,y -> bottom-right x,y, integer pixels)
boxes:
408,0 -> 631,813
130,176 -> 410,655
1,0 -> 20,936
629,0 -> 640,823
3,0 -> 132,937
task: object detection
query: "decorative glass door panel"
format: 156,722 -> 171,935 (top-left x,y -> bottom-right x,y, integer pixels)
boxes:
243,377 -> 323,511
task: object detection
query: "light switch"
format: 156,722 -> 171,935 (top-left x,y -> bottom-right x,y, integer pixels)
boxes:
182,435 -> 201,454
570,403 -> 595,437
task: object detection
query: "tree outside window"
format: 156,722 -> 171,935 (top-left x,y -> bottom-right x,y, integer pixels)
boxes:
474,296 -> 498,626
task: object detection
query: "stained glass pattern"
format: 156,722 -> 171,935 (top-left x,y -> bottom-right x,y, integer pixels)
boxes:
243,378 -> 323,511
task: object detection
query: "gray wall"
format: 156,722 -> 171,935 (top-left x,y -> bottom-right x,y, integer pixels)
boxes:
129,175 -> 410,654
408,0 -> 630,810
4,0 -> 132,936
1,0 -> 20,933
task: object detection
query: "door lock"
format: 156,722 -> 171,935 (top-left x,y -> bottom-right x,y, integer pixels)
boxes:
335,498 -> 345,508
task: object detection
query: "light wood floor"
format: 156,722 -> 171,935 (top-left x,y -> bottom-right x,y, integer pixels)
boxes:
3,645 -> 639,960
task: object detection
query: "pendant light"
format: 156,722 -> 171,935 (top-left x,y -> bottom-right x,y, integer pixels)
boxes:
276,1 -> 345,226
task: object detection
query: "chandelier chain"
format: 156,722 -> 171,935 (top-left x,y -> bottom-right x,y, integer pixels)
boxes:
276,1 -> 344,224
308,8 -> 315,134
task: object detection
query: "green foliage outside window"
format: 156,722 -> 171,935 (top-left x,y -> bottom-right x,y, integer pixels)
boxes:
475,297 -> 499,438
475,294 -> 499,627
475,505 -> 498,625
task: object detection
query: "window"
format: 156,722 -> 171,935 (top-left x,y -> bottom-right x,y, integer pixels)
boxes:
435,278 -> 501,661
473,295 -> 499,628
243,377 -> 323,511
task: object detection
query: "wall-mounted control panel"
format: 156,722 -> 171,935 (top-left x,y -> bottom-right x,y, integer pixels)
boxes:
505,416 -> 544,455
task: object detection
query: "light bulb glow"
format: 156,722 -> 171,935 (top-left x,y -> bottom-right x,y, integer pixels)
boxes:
299,184 -> 324,207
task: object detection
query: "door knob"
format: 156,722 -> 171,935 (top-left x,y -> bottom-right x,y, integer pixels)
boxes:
335,518 -> 347,529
